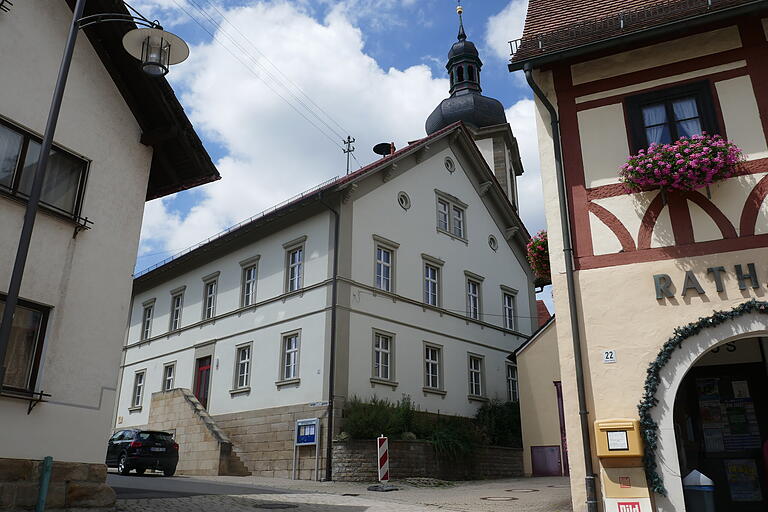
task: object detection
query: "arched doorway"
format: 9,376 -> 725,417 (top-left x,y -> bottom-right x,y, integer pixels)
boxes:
641,304 -> 768,512
674,336 -> 768,510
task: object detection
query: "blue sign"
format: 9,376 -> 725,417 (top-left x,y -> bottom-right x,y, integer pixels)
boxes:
295,418 -> 319,446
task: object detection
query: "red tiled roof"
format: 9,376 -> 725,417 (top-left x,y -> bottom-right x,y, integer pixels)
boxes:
511,0 -> 761,65
536,300 -> 552,327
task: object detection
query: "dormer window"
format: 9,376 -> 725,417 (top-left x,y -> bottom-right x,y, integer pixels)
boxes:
468,65 -> 475,82
457,66 -> 464,82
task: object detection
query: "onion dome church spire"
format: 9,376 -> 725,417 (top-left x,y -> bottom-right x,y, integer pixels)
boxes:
425,2 -> 507,135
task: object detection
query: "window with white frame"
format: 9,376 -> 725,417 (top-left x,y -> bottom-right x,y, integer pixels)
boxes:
242,265 -> 258,306
466,279 -> 481,320
468,355 -> 483,397
506,363 -> 519,402
424,345 -> 441,389
141,302 -> 154,340
375,246 -> 393,292
423,263 -> 440,306
132,371 -> 145,408
503,292 -> 517,330
235,344 -> 251,389
282,333 -> 300,380
286,246 -> 304,292
169,292 -> 183,331
435,192 -> 467,240
162,363 -> 175,391
373,332 -> 392,380
203,279 -> 217,320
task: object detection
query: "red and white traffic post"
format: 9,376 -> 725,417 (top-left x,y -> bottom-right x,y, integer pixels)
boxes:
377,434 -> 389,482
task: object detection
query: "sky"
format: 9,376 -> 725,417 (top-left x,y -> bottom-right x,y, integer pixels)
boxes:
131,0 -> 550,309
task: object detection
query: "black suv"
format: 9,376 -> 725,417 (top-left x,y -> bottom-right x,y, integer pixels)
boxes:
106,429 -> 179,476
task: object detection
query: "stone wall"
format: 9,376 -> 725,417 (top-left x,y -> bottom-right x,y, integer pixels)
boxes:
332,440 -> 523,482
213,401 -> 341,480
0,458 -> 114,511
145,389 -> 250,476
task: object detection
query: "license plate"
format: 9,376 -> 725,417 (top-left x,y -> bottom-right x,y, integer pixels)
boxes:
150,447 -> 166,452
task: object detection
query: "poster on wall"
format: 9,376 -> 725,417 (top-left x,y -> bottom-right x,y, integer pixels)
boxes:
725,459 -> 763,502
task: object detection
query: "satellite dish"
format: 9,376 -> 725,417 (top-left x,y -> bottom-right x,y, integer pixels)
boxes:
373,142 -> 394,158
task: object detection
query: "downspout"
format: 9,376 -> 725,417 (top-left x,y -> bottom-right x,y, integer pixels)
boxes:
319,193 -> 340,481
524,63 -> 598,512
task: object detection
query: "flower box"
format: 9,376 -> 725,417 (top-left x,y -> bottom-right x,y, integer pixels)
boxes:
526,230 -> 550,283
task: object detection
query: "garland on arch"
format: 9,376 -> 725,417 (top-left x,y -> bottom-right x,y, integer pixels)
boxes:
638,299 -> 768,495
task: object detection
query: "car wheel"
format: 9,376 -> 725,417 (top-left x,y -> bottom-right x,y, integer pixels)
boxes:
135,467 -> 146,475
118,454 -> 130,476
163,466 -> 176,477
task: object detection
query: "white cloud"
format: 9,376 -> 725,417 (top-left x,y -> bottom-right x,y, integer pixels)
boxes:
138,1 -> 448,262
506,98 -> 545,235
485,0 -> 528,61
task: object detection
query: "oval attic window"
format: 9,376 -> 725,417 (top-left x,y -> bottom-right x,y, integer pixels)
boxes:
397,191 -> 411,210
444,157 -> 455,173
488,235 -> 498,251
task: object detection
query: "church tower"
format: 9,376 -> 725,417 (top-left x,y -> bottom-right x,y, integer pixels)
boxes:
426,3 -> 523,209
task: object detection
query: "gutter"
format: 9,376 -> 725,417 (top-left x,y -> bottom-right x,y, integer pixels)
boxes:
523,64 -> 598,512
509,0 -> 768,72
318,193 -> 340,481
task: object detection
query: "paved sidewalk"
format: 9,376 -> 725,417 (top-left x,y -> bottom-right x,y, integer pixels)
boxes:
116,475 -> 573,512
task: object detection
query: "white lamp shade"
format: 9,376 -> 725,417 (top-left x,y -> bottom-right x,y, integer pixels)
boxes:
122,28 -> 190,67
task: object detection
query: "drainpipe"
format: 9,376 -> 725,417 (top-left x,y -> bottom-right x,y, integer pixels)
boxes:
524,63 -> 598,512
319,193 -> 340,481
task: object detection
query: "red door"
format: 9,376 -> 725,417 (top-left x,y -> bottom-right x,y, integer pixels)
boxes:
194,356 -> 211,408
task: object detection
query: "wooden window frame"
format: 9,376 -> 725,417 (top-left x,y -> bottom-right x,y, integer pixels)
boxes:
283,236 -> 307,293
131,370 -> 146,409
468,353 -> 485,398
169,287 -> 185,332
0,294 -> 50,393
423,342 -> 443,391
435,190 -> 468,242
506,362 -> 519,403
162,362 -> 176,391
239,255 -> 260,307
140,299 -> 155,341
279,330 -> 301,383
201,272 -> 220,321
234,342 -> 252,390
373,235 -> 399,293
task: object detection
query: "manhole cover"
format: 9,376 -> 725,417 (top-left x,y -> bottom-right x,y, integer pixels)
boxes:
506,489 -> 539,493
481,497 -> 518,501
252,505 -> 299,510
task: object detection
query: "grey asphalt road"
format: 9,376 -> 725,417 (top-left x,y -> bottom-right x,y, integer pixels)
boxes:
107,472 -> 291,499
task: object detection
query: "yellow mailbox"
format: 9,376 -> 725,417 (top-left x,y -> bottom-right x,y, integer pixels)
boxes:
594,419 -> 643,458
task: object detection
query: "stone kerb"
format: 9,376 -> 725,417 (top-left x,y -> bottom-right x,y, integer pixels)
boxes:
0,458 -> 114,511
145,389 -> 249,476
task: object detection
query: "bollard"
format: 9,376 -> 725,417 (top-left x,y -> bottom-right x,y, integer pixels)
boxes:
36,456 -> 53,512
377,434 -> 389,483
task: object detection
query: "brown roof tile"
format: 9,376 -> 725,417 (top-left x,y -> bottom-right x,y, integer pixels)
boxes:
536,300 -> 552,327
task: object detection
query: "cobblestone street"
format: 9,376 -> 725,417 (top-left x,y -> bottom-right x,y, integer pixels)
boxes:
115,475 -> 573,512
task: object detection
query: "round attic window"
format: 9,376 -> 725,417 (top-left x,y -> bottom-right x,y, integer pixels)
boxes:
444,157 -> 455,173
488,235 -> 498,251
397,191 -> 411,210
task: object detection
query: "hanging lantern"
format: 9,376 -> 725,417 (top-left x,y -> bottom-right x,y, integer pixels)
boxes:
122,27 -> 189,77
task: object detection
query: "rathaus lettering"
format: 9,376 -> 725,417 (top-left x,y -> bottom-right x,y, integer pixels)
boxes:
653,264 -> 763,300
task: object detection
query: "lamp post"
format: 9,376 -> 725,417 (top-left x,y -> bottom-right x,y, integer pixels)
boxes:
0,1 -> 189,388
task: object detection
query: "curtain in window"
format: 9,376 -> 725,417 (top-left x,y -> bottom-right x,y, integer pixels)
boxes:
19,141 -> 82,214
0,302 -> 43,390
672,98 -> 702,138
0,125 -> 22,189
642,104 -> 669,145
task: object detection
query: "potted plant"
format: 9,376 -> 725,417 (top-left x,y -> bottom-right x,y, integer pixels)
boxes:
526,230 -> 550,285
619,133 -> 743,198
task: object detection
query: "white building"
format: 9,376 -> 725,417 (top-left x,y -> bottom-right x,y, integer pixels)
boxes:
0,1 -> 218,509
114,17 -> 536,480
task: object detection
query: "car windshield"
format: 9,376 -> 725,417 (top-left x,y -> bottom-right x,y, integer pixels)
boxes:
137,431 -> 173,442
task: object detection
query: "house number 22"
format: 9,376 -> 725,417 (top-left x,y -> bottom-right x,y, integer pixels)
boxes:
603,350 -> 617,364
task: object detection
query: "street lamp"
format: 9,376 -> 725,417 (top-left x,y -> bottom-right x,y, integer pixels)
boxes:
0,1 -> 189,388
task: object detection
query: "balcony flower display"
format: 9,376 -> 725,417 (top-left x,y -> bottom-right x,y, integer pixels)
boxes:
526,230 -> 550,282
619,133 -> 743,193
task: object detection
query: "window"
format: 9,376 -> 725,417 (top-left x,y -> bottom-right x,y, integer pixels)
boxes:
503,292 -> 517,330
0,118 -> 88,217
242,265 -> 258,306
626,81 -> 717,151
282,332 -> 300,381
235,344 -> 251,389
424,263 -> 440,306
203,279 -> 217,320
132,371 -> 145,408
506,363 -> 519,402
435,191 -> 468,240
468,355 -> 483,397
424,345 -> 441,389
466,279 -> 481,320
373,332 -> 392,380
169,292 -> 183,331
162,363 -> 175,391
283,237 -> 307,293
141,302 -> 154,341
0,296 -> 49,392
375,246 -> 393,292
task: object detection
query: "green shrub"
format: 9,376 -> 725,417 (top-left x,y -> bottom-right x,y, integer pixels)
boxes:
474,400 -> 522,448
